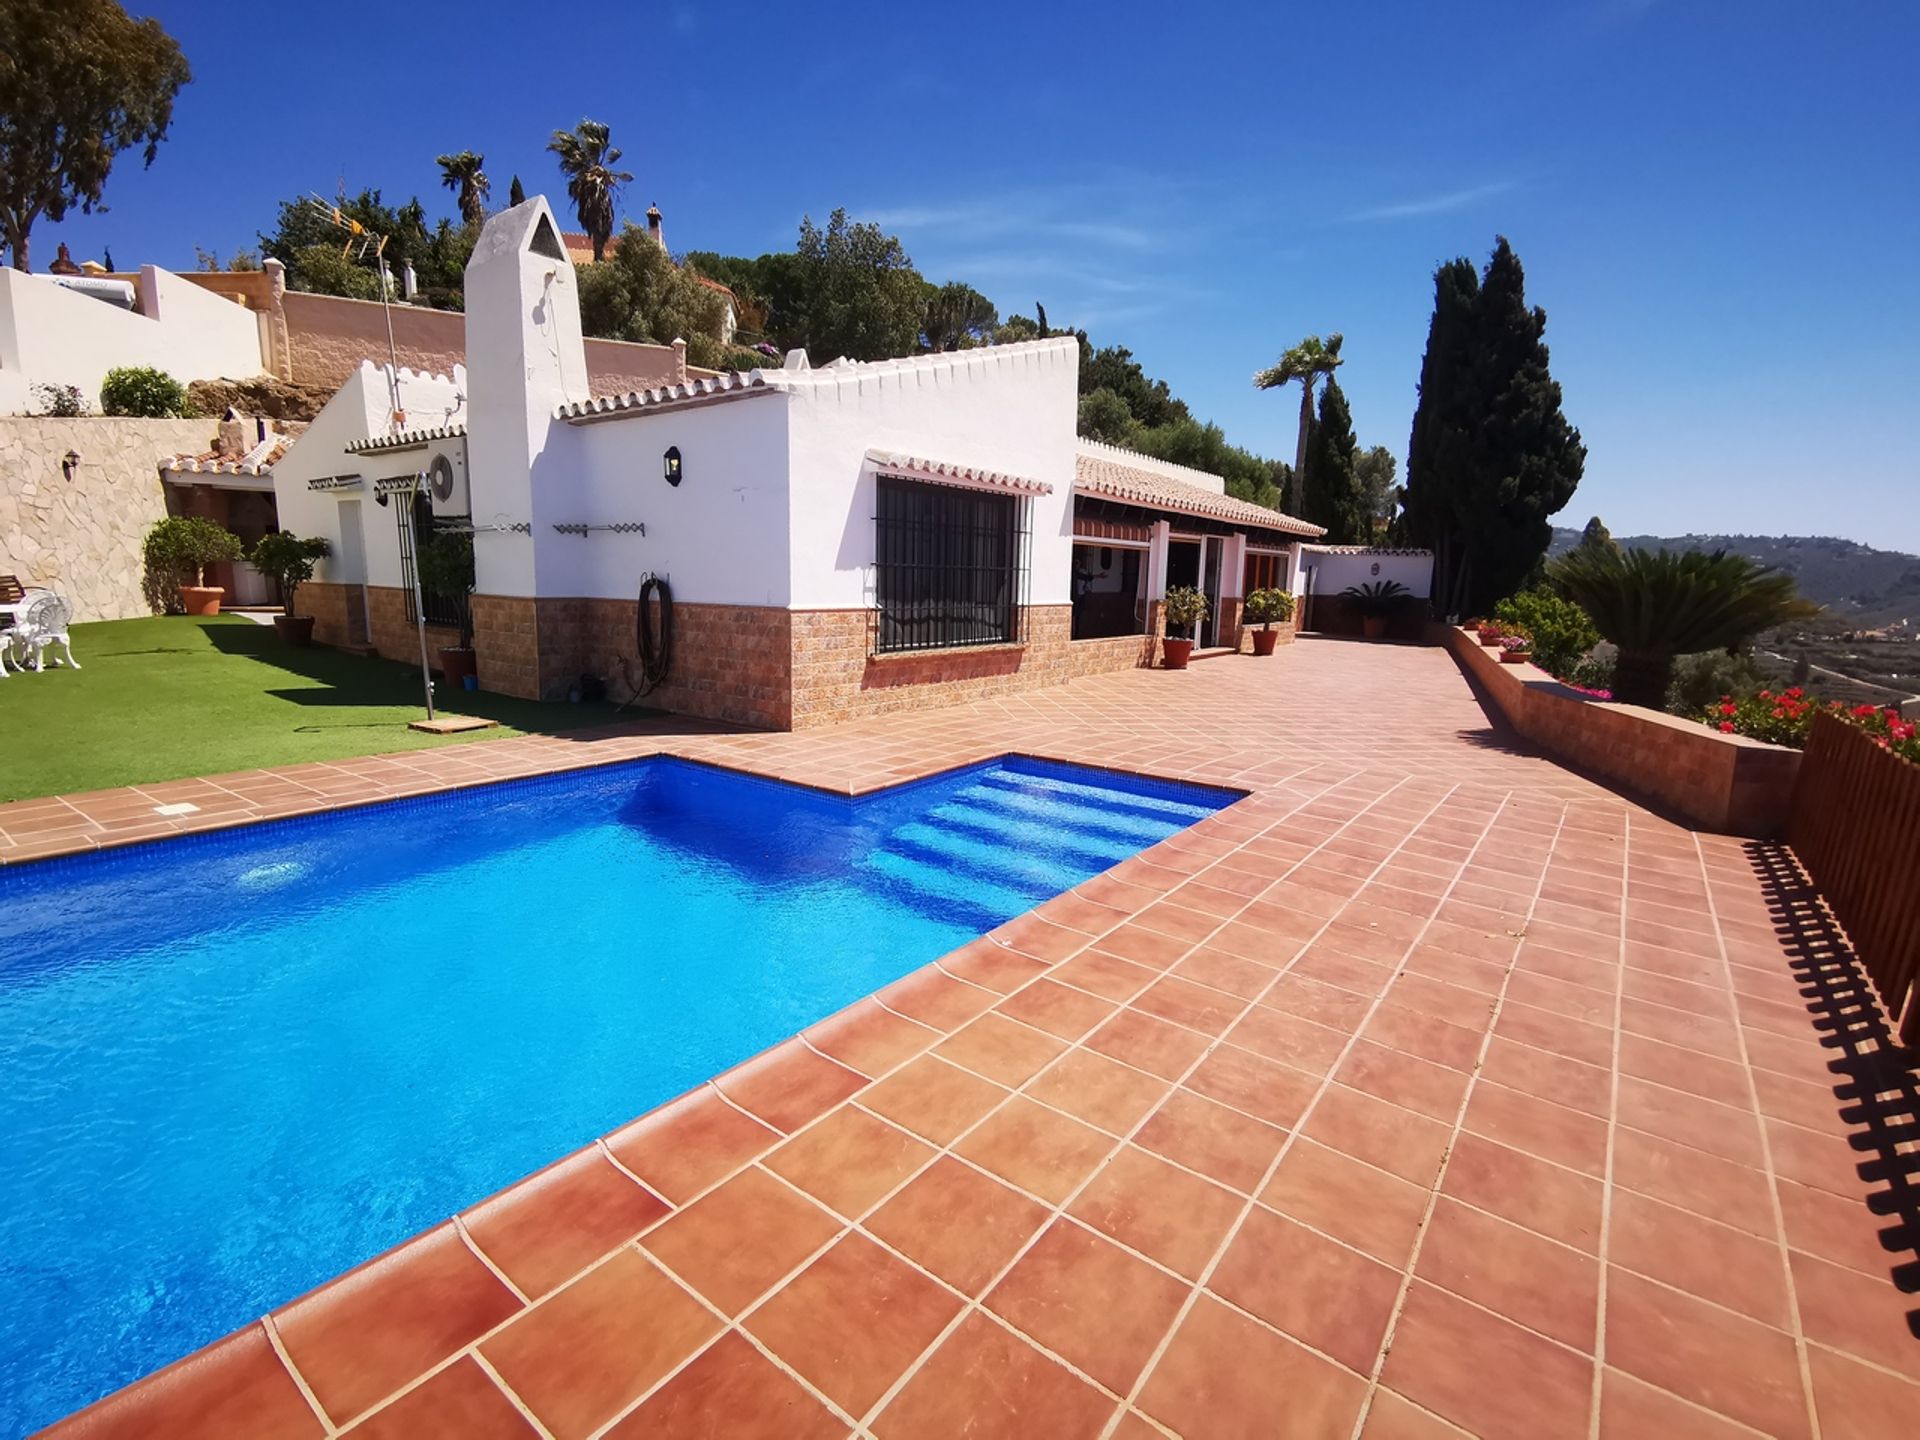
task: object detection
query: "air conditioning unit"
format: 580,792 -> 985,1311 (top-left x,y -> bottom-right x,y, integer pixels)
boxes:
423,446 -> 469,518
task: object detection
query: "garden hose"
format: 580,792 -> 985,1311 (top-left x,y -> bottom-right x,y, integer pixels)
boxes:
619,573 -> 673,710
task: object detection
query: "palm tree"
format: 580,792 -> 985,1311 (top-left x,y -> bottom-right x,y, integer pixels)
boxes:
435,151 -> 490,227
1254,333 -> 1344,515
1549,547 -> 1819,709
547,120 -> 633,262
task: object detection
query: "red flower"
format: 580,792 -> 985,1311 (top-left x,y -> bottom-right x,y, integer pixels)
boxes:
1719,702 -> 1738,716
1853,704 -> 1879,719
1785,687 -> 1805,699
1719,720 -> 1736,733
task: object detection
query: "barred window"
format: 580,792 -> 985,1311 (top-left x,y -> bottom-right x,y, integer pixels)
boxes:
874,476 -> 1028,654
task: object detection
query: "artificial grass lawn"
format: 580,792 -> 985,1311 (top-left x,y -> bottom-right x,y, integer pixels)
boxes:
2,615 -> 625,802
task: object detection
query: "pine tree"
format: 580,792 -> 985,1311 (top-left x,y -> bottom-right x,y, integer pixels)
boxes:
1576,515 -> 1617,555
1403,239 -> 1584,617
508,174 -> 525,207
1301,376 -> 1369,543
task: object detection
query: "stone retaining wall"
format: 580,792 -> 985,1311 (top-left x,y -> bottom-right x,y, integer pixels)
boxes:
1444,624 -> 1800,835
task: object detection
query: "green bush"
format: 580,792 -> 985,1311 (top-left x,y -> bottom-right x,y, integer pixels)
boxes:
416,530 -> 476,647
1668,649 -> 1767,717
1243,587 -> 1296,626
1493,588 -> 1599,680
143,515 -> 243,600
101,366 -> 194,418
30,381 -> 86,416
249,531 -> 331,617
1162,584 -> 1210,639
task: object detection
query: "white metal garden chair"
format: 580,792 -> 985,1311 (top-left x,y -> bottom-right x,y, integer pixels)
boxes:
4,590 -> 80,673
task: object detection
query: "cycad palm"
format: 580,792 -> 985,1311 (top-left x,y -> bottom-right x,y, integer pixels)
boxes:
435,151 -> 490,227
547,120 -> 633,262
1548,547 -> 1819,708
1254,334 -> 1344,515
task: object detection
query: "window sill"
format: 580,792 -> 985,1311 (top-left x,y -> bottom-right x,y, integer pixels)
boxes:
869,641 -> 1028,664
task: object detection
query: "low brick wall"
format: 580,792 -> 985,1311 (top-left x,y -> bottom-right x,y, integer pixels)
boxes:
1444,625 -> 1800,836
1233,619 -> 1297,655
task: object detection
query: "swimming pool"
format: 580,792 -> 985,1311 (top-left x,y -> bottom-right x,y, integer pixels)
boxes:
0,754 -> 1234,1432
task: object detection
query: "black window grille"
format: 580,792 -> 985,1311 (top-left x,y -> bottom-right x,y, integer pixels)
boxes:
873,476 -> 1028,654
399,493 -> 467,630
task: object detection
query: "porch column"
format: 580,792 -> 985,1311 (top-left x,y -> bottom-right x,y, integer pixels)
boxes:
1222,534 -> 1247,600
1146,520 -> 1171,600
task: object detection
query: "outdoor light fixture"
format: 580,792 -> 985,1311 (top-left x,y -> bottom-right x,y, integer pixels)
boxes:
61,450 -> 80,480
663,446 -> 682,486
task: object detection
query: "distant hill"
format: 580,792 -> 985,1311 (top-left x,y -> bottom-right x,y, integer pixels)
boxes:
1549,529 -> 1920,628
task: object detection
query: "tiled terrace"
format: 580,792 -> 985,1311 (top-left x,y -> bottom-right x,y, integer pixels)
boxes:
23,639 -> 1920,1439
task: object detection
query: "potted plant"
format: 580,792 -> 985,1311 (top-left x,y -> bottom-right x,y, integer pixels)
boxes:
143,516 -> 244,616
1499,634 -> 1535,665
250,531 -> 332,645
1242,587 -> 1296,656
1341,579 -> 1411,640
1161,585 -> 1210,669
416,529 -> 477,689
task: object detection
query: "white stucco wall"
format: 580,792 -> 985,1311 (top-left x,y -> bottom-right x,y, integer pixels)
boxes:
784,338 -> 1080,610
1295,548 -> 1434,599
0,266 -> 265,409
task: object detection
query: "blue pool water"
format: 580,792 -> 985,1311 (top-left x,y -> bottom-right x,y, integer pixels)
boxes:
0,755 -> 1232,1432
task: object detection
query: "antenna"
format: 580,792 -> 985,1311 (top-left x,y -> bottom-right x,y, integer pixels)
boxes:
304,194 -> 406,434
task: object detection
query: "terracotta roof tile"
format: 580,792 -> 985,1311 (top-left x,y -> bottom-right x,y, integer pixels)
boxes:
1073,447 -> 1323,537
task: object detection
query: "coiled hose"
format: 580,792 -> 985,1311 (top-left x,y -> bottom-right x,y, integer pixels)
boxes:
618,573 -> 673,710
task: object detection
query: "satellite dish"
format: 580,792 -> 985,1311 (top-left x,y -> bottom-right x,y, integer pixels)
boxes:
427,453 -> 456,503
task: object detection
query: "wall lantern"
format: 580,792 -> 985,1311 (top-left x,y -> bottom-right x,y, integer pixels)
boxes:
61,450 -> 81,481
1370,561 -> 1381,576
663,446 -> 683,487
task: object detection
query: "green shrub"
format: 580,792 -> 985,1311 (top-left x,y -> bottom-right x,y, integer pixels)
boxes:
416,530 -> 476,647
1668,649 -> 1767,717
249,531 -> 331,616
101,366 -> 194,418
143,515 -> 243,600
1162,584 -> 1210,639
1243,587 -> 1296,626
30,381 -> 86,416
1493,588 -> 1599,680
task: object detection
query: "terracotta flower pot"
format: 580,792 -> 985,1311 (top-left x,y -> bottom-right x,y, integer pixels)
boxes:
179,585 -> 224,616
1362,616 -> 1388,640
1251,628 -> 1280,656
1501,649 -> 1532,665
1161,637 -> 1195,670
273,615 -> 315,646
439,645 -> 478,688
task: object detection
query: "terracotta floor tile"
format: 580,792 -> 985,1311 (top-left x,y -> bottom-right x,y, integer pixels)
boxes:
1259,972 -> 1375,1030
865,1156 -> 1049,1297
1173,944 -> 1280,1000
341,1357 -> 537,1439
1023,1047 -> 1172,1135
1611,1126 -> 1778,1236
1068,1143 -> 1243,1278
1050,949 -> 1159,1002
1416,1197 -> 1599,1350
1362,1002 -> 1487,1074
1596,1367 -> 1756,1440
713,1039 -> 869,1134
273,1224 -> 523,1425
993,978 -> 1116,1040
1439,1131 -> 1603,1252
462,1148 -> 670,1299
1789,1249 -> 1920,1380
857,1054 -> 1009,1145
1776,1178 -> 1902,1276
1603,1266 -> 1809,1439
1807,1341 -> 1920,1440
1766,1116 -> 1873,1201
955,1096 -> 1115,1205
763,1106 -> 935,1220
1137,1292 -> 1367,1440
1083,1007 -> 1212,1079
1362,1389 -> 1478,1438
985,1218 -> 1189,1394
1337,1040 -> 1473,1122
745,1233 -> 962,1415
1209,1204 -> 1402,1371
877,966 -> 999,1030
48,1324 -> 324,1440
1615,1076 -> 1765,1168
1607,1187 -> 1792,1327
1134,1087 -> 1288,1194
1493,999 -> 1615,1068
1182,1043 -> 1320,1129
872,1311 -> 1117,1440
640,1167 -> 843,1315
1226,1004 -> 1354,1077
1463,1083 -> 1609,1177
1380,1282 -> 1593,1440
1477,1036 -> 1611,1119
1261,1137 -> 1431,1267
934,1012 -> 1068,1087
1133,900 -> 1223,946
1130,974 -> 1244,1036
805,998 -> 940,1079
605,1088 -> 782,1205
1094,923 -> 1193,970
1303,1084 -> 1454,1189
603,1332 -> 848,1439
481,1249 -> 722,1440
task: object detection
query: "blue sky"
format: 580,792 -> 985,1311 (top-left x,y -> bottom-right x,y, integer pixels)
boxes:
40,1 -> 1920,550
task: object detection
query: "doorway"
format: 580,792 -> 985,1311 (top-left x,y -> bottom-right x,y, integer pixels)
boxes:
335,499 -> 370,645
1166,537 -> 1224,647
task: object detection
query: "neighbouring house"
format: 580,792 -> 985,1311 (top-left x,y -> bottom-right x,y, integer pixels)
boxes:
1294,544 -> 1435,639
158,415 -> 304,607
267,197 -> 1325,727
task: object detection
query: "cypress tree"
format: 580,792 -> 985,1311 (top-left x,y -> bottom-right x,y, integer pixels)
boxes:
1576,515 -> 1617,555
508,174 -> 526,206
1403,258 -> 1480,604
1302,376 -> 1369,543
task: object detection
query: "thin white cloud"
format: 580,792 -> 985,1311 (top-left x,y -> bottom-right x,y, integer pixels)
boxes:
1344,180 -> 1516,223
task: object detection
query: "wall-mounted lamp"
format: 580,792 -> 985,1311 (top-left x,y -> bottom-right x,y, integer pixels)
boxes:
61,450 -> 81,481
663,445 -> 683,487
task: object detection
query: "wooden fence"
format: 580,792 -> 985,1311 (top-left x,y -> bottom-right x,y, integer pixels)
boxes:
1787,712 -> 1920,1044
